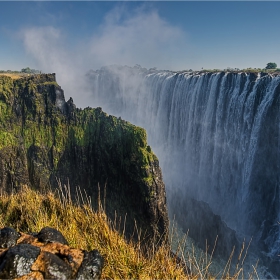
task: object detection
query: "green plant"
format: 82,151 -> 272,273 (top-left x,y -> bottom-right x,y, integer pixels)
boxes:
265,62 -> 277,69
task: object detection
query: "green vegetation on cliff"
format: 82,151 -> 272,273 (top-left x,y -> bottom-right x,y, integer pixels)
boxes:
0,74 -> 154,176
0,74 -> 168,245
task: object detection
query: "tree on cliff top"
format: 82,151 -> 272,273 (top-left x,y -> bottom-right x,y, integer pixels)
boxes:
265,62 -> 277,69
21,67 -> 41,74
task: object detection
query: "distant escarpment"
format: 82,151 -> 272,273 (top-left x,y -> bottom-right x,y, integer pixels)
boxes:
0,74 -> 168,244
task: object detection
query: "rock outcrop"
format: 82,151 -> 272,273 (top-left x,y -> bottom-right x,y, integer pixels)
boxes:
0,227 -> 103,279
0,74 -> 169,244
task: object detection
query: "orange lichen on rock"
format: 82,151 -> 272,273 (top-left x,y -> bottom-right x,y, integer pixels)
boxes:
0,227 -> 103,280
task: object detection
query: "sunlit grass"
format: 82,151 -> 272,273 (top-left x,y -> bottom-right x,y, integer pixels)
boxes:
0,185 -> 259,279
0,73 -> 26,79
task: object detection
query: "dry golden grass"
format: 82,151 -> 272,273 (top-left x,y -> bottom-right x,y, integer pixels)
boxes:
0,185 -> 188,279
0,73 -> 26,79
0,185 -> 259,279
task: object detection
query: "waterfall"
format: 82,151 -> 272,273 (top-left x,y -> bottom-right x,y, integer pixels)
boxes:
87,65 -> 280,276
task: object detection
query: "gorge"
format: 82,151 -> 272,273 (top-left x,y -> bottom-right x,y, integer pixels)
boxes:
87,65 -> 280,277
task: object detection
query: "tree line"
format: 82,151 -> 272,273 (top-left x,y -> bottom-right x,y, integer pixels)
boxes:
0,67 -> 41,74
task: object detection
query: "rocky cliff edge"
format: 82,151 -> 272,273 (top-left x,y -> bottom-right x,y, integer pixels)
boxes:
0,73 -> 169,245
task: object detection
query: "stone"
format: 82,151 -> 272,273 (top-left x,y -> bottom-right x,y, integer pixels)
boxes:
0,244 -> 40,278
76,250 -> 104,280
0,227 -> 21,248
0,227 -> 103,279
33,251 -> 72,280
37,227 -> 68,245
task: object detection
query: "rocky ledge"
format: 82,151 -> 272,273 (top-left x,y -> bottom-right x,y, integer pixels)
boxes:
0,227 -> 103,280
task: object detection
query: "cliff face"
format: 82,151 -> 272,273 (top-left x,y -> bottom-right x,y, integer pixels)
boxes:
0,74 -> 168,243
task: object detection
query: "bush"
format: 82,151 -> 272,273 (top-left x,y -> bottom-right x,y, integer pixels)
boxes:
265,62 -> 277,69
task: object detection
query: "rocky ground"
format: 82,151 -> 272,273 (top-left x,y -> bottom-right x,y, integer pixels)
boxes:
0,227 -> 103,279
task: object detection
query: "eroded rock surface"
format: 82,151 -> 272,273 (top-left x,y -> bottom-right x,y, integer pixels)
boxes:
0,226 -> 103,279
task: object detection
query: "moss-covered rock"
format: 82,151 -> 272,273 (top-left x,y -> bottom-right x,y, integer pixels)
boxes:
0,74 -> 168,244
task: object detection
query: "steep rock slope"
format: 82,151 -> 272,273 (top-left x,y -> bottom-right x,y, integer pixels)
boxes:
0,74 -> 168,243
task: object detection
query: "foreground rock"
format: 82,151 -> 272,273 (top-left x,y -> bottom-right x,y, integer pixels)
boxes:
0,227 -> 103,279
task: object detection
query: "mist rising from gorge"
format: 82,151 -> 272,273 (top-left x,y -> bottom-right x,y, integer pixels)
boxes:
20,6 -> 188,108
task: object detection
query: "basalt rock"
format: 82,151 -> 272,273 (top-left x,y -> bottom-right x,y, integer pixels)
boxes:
76,250 -> 103,280
37,227 -> 68,245
0,74 -> 169,245
0,227 -> 103,279
0,227 -> 21,248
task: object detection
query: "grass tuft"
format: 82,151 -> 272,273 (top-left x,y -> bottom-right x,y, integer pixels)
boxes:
0,185 -> 259,279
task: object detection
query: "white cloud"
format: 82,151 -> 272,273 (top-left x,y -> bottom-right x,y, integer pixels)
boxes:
21,26 -> 90,107
20,6 -> 188,107
22,26 -> 65,71
89,7 -> 187,69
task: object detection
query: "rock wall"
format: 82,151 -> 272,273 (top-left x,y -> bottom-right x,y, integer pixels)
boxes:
0,74 -> 169,244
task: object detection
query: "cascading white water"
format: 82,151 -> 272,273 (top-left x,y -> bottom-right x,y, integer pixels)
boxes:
87,65 -> 280,276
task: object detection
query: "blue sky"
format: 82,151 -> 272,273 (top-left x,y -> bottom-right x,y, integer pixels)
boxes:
1,1 -> 280,72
